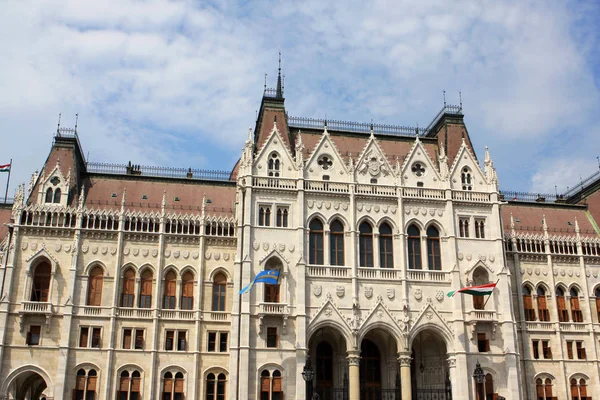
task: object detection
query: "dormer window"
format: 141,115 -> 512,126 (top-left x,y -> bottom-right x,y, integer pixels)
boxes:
461,167 -> 473,190
268,152 -> 280,177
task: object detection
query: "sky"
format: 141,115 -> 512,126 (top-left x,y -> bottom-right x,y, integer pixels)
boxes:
1,0 -> 600,198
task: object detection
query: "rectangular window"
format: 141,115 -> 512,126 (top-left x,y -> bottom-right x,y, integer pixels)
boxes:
123,329 -> 132,349
566,341 -> 573,359
134,329 -> 144,350
91,327 -> 101,348
208,332 -> 217,352
267,327 -> 278,348
276,207 -> 289,227
165,330 -> 174,351
27,325 -> 41,346
79,327 -> 89,348
576,341 -> 586,359
220,332 -> 228,352
542,340 -> 552,359
459,218 -> 470,238
532,340 -> 539,359
177,331 -> 187,351
475,219 -> 485,238
477,333 -> 489,352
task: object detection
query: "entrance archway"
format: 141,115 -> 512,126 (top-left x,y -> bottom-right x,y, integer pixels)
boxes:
308,326 -> 349,400
359,329 -> 400,400
411,330 -> 451,399
4,370 -> 49,400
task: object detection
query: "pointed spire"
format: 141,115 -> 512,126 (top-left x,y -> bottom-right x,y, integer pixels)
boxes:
542,215 -> 548,232
75,113 -> 79,133
56,113 -> 62,135
121,188 -> 127,207
574,217 -> 580,233
78,184 -> 86,210
510,213 -> 515,230
246,127 -> 253,143
484,146 -> 490,163
162,190 -> 167,209
323,122 -> 329,136
370,122 -> 375,139
276,52 -> 283,99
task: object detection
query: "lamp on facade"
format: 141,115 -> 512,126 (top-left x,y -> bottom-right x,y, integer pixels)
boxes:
302,355 -> 315,399
472,361 -> 485,400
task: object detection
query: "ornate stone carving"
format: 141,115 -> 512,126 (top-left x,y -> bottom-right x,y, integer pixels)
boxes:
174,250 -> 180,259
214,253 -> 220,261
142,249 -> 149,257
534,268 -> 540,276
364,286 -> 373,299
414,288 -> 422,301
279,244 -> 286,252
110,247 -> 117,255
313,285 -> 322,297
253,241 -> 260,250
262,242 -> 269,251
55,244 -> 62,252
132,248 -> 139,257
466,254 -> 472,261
289,244 -> 295,253
152,249 -> 159,258
489,255 -> 495,263
192,252 -> 199,260
31,243 -> 38,251
223,253 -> 230,261
457,253 -> 464,261
183,250 -> 189,259
436,290 -> 444,302
123,248 -> 129,256
21,243 -> 28,251
387,288 -> 395,300
205,252 -> 211,260
336,286 -> 345,298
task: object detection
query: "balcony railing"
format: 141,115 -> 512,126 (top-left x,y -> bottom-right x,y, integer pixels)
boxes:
451,190 -> 491,202
406,270 -> 450,282
355,184 -> 396,196
78,305 -> 111,317
161,309 -> 196,320
525,322 -> 554,331
358,268 -> 400,280
307,265 -> 351,278
20,301 -> 53,314
559,322 -> 587,332
465,309 -> 497,322
402,187 -> 445,200
118,307 -> 153,319
304,180 -> 350,194
259,302 -> 289,316
252,177 -> 297,189
208,311 -> 230,322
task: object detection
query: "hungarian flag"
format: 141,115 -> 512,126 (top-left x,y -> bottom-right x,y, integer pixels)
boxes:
0,164 -> 9,172
447,282 -> 497,297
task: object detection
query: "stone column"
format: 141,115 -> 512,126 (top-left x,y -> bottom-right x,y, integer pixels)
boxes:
347,351 -> 360,400
398,353 -> 412,400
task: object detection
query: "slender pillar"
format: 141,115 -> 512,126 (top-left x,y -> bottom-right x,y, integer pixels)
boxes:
347,351 -> 360,400
398,353 -> 412,400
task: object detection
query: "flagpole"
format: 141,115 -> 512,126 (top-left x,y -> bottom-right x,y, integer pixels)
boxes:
482,278 -> 501,309
4,159 -> 11,203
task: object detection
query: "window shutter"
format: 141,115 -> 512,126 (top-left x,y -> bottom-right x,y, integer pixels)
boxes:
164,378 -> 173,392
273,376 -> 282,392
72,389 -> 77,400
523,295 -> 533,309
582,347 -> 587,359
567,342 -> 573,359
485,339 -> 490,352
87,376 -> 97,391
76,376 -> 86,390
537,296 -> 547,309
557,296 -> 566,310
536,383 -> 544,398
131,377 -> 141,392
79,328 -> 89,347
580,384 -> 587,397
123,330 -> 132,349
571,296 -> 580,310
261,377 -> 270,392
175,378 -> 184,393
119,378 -> 129,392
571,383 -> 579,398
544,384 -> 553,397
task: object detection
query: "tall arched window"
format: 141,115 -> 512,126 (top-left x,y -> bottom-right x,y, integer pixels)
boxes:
536,378 -> 553,400
570,287 -> 583,322
426,226 -> 441,270
162,371 -> 185,400
206,373 -> 226,400
74,368 -> 97,400
309,219 -> 324,265
264,259 -> 281,303
595,287 -> 600,323
484,373 -> 494,400
461,167 -> 472,190
537,287 -> 550,321
523,285 -> 536,321
261,370 -> 283,400
556,287 -> 569,322
53,188 -> 61,203
181,272 -> 194,310
87,266 -> 104,306
163,271 -> 177,309
139,269 -> 153,308
330,220 -> 345,266
379,223 -> 393,268
121,268 -> 135,307
359,222 -> 374,268
30,260 -> 51,302
570,378 -> 588,400
212,273 -> 227,312
407,225 -> 421,270
268,153 -> 280,177
45,188 -> 53,203
472,267 -> 489,310
119,370 -> 141,400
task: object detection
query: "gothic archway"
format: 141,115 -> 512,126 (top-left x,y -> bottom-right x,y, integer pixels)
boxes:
4,370 -> 49,400
411,330 -> 451,399
307,326 -> 349,400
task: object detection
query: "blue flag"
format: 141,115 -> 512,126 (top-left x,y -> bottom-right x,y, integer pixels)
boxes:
239,270 -> 280,294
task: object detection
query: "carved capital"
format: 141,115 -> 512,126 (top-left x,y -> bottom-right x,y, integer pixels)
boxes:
347,351 -> 361,366
397,352 -> 412,367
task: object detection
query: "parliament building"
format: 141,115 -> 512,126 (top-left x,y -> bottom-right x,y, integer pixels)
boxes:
0,73 -> 599,400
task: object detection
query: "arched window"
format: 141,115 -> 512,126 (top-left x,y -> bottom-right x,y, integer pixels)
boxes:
426,226 -> 441,270
407,225 -> 421,270
537,287 -> 550,321
461,167 -> 472,190
261,370 -> 283,400
472,267 -> 489,310
359,222 -> 374,268
45,188 -> 53,203
570,287 -> 583,322
264,259 -> 281,303
309,219 -> 324,265
139,269 -> 153,308
31,260 -> 51,302
268,153 -> 280,177
163,271 -> 177,309
523,285 -> 536,321
330,220 -> 345,266
484,373 -> 494,400
119,370 -> 141,400
212,273 -> 227,311
595,287 -> 600,323
570,378 -> 589,400
162,371 -> 185,400
206,373 -> 226,400
181,272 -> 194,310
53,188 -> 61,203
87,266 -> 104,306
120,268 -> 135,307
535,378 -> 554,400
379,223 -> 393,268
556,287 -> 569,322
74,368 -> 97,400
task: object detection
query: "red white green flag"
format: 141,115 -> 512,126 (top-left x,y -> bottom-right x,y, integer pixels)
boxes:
0,164 -> 10,172
447,282 -> 497,297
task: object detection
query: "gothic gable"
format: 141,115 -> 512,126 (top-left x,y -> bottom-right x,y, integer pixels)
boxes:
354,134 -> 395,185
307,293 -> 353,345
304,128 -> 349,181
359,296 -> 405,346
254,123 -> 297,178
36,161 -> 71,206
400,137 -> 442,188
409,302 -> 454,351
448,140 -> 488,191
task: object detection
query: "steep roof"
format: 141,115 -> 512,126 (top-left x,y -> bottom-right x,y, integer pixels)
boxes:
0,205 -> 12,242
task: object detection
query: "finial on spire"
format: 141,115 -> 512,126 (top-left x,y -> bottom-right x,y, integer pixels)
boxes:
75,113 -> 79,133
574,217 -> 580,233
510,213 -> 515,229
162,190 -> 167,208
78,184 -> 86,210
247,127 -> 253,143
542,214 -> 547,231
121,188 -> 127,207
264,73 -> 267,92
443,90 -> 446,107
459,91 -> 462,109
276,52 -> 283,99
370,120 -> 374,138
57,113 -> 62,135
484,146 -> 490,162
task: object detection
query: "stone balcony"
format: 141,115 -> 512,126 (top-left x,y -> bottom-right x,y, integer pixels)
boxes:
465,309 -> 497,323
117,307 -> 153,319
258,302 -> 289,334
160,309 -> 196,321
525,321 -> 555,331
19,301 -> 53,332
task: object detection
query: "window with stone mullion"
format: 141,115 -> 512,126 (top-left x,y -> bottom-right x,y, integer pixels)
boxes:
329,220 -> 345,266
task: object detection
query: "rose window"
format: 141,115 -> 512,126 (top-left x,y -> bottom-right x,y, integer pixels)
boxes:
411,162 -> 426,177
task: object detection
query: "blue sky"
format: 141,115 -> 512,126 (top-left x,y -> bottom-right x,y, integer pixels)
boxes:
1,0 -> 600,197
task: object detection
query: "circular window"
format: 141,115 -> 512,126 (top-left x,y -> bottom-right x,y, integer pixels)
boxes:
411,162 -> 426,177
50,177 -> 60,185
318,155 -> 334,171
